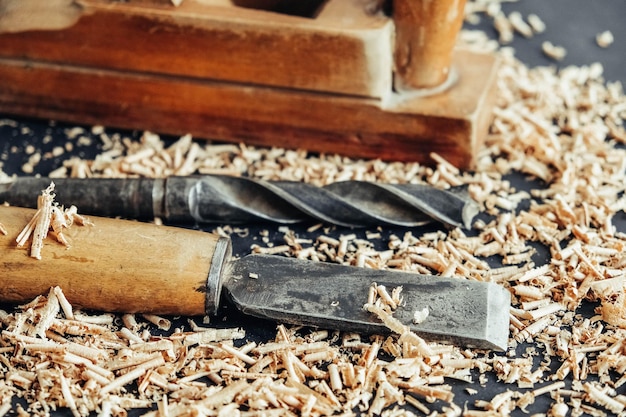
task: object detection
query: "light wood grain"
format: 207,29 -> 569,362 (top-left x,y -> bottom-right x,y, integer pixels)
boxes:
0,49 -> 498,168
393,0 -> 467,90
0,0 -> 393,98
0,206 -> 221,315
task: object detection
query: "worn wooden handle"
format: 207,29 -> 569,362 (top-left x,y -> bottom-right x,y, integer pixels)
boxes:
393,0 -> 467,90
0,206 -> 231,316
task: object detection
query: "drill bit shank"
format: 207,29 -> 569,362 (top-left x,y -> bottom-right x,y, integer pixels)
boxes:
0,176 -> 478,228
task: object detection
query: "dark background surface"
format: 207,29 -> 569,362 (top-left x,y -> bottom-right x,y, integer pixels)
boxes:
1,0 -> 625,415
468,0 -> 625,86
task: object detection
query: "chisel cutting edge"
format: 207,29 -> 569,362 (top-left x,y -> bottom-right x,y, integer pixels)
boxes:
0,206 -> 510,351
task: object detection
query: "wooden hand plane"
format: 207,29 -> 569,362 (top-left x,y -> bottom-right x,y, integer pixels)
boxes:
0,0 -> 498,168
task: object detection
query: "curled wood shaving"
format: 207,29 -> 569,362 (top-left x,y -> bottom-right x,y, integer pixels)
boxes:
527,14 -> 546,34
542,41 -> 567,61
596,30 -> 614,48
14,182 -> 92,259
0,286 -> 500,415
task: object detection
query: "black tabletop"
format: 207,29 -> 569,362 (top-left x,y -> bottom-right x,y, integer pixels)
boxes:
469,0 -> 625,86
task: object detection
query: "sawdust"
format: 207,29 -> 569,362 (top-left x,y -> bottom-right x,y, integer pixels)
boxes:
1,1 -> 626,415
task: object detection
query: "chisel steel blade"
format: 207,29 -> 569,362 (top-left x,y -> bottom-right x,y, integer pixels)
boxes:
224,255 -> 510,351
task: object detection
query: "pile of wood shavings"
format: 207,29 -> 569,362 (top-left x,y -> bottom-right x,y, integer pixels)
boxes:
463,1 -> 570,61
465,2 -> 546,45
1,23 -> 626,417
2,286 -> 472,417
12,182 -> 92,260
465,0 -> 615,60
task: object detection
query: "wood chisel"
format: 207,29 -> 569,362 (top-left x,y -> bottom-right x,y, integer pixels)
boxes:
0,206 -> 510,351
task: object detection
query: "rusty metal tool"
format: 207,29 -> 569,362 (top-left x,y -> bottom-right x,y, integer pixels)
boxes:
0,176 -> 478,229
0,206 -> 510,350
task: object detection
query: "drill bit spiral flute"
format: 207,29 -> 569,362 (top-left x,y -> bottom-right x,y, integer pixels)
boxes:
0,175 -> 478,229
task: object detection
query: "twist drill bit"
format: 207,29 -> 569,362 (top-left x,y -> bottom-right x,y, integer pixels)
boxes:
0,176 -> 478,228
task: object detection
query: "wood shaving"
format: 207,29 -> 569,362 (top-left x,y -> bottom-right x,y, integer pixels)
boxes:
541,41 -> 567,61
493,12 -> 514,44
596,30 -> 614,48
0,288 -> 482,416
527,13 -> 546,34
14,183 -> 92,259
507,11 -> 533,39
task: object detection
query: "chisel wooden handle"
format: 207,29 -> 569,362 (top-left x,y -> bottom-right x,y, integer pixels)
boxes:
0,206 -> 231,316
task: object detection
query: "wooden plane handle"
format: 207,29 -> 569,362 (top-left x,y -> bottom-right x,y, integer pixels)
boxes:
393,0 -> 467,90
0,206 -> 231,316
